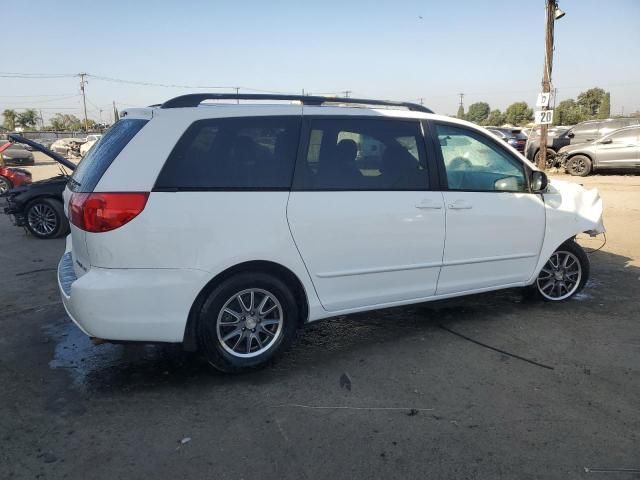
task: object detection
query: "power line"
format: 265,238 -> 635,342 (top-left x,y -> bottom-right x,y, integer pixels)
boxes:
0,93 -> 78,98
0,94 -> 80,105
0,72 -> 76,79
87,74 -> 293,94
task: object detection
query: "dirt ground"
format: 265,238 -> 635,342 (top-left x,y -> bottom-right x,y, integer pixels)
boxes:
1,154 -> 639,479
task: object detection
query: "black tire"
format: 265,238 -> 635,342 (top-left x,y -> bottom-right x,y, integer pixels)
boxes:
25,198 -> 69,239
566,155 -> 592,177
534,148 -> 556,168
197,272 -> 299,373
0,176 -> 11,194
529,240 -> 590,301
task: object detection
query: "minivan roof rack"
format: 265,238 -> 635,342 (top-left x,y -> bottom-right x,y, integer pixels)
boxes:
160,93 -> 434,114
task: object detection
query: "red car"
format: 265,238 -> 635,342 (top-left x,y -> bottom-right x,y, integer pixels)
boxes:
0,142 -> 33,194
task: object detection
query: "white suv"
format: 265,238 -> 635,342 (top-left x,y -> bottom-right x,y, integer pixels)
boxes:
58,94 -> 605,372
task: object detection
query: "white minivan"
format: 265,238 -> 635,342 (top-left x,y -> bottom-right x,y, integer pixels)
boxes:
58,94 -> 605,372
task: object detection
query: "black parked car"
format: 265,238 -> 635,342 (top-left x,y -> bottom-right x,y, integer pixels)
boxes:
486,127 -> 527,154
525,118 -> 640,165
1,135 -> 75,239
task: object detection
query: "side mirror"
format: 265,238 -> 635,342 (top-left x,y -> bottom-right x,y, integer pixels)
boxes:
531,171 -> 548,192
494,176 -> 521,192
567,132 -> 575,138
600,138 -> 613,144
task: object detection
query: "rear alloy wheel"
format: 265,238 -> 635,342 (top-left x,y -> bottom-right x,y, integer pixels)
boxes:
197,272 -> 298,372
566,155 -> 592,177
25,198 -> 68,239
0,176 -> 11,194
534,241 -> 589,301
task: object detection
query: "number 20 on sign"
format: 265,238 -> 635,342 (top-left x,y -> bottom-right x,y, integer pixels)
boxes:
535,110 -> 554,125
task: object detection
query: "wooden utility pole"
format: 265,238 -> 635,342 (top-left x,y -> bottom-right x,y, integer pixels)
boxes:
538,0 -> 557,170
79,73 -> 89,132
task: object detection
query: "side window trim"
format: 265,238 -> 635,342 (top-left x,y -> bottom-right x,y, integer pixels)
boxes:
421,120 -> 445,192
426,120 -> 533,194
292,115 -> 431,192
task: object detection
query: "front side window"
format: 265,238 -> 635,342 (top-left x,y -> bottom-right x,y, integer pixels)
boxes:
569,124 -> 597,137
155,116 -> 301,190
605,128 -> 639,143
435,124 -> 527,192
295,118 -> 428,190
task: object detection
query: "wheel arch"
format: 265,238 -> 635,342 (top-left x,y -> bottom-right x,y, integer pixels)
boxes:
182,260 -> 310,350
24,194 -> 65,209
566,151 -> 592,162
527,234 -> 580,285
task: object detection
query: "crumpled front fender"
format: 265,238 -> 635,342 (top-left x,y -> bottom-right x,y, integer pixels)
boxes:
528,179 -> 605,283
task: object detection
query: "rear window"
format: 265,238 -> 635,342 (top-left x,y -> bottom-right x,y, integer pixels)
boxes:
69,119 -> 148,192
154,116 -> 301,190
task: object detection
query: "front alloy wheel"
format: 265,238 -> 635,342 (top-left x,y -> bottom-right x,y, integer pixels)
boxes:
24,198 -> 69,239
567,155 -> 592,177
534,241 -> 589,301
27,202 -> 58,237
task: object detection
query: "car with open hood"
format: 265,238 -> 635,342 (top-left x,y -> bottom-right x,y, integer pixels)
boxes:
2,135 -> 76,239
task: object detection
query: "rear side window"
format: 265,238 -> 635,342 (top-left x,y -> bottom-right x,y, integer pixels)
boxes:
294,118 -> 428,190
155,116 -> 301,190
69,119 -> 148,192
607,128 -> 639,142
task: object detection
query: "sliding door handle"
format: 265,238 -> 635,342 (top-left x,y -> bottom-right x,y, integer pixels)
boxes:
448,200 -> 473,210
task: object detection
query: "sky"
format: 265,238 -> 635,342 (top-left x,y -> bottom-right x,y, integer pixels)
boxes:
1,0 -> 639,123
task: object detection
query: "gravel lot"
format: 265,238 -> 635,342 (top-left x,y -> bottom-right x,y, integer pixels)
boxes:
1,154 -> 638,479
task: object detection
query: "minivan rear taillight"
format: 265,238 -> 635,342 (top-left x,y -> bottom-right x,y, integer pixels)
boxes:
69,192 -> 149,233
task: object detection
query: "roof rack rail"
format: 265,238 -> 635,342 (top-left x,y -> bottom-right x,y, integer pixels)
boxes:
160,93 -> 433,114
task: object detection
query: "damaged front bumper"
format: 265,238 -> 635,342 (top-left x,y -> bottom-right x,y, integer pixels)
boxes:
3,196 -> 26,226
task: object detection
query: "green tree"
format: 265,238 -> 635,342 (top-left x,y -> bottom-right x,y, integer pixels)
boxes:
49,113 -> 83,131
597,92 -> 611,119
485,109 -> 506,126
577,87 -> 606,118
49,114 -> 66,130
2,109 -> 17,130
466,102 -> 490,124
456,104 -> 465,119
16,109 -> 39,130
504,101 -> 533,126
554,99 -> 584,125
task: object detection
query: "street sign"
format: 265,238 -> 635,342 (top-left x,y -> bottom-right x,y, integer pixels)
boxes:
536,92 -> 551,107
535,109 -> 554,125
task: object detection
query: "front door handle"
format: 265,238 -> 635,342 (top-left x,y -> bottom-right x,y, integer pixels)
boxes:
448,200 -> 473,210
415,199 -> 442,209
